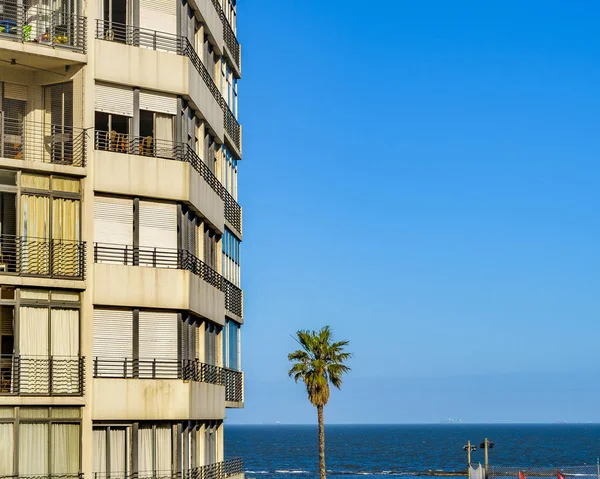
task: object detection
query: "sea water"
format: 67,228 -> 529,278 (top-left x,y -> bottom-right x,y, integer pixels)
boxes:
225,424 -> 600,479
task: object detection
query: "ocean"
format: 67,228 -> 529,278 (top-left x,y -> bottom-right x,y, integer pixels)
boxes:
225,424 -> 600,479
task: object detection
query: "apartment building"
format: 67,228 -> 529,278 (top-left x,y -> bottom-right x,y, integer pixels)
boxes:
0,0 -> 244,476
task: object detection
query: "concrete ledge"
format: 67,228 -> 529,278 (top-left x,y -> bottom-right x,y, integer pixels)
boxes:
0,274 -> 85,290
94,150 -> 224,234
225,400 -> 244,409
94,263 -> 225,325
0,37 -> 87,71
93,378 -> 225,420
0,157 -> 87,177
0,396 -> 86,407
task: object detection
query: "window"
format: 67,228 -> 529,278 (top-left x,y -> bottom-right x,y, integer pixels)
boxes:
93,426 -> 130,477
222,319 -> 240,371
139,424 -> 173,474
1,82 -> 28,160
221,145 -> 238,199
0,406 -> 81,476
222,228 -> 240,286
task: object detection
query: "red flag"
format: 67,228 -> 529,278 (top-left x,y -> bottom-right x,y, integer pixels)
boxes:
557,471 -> 566,479
519,472 -> 527,479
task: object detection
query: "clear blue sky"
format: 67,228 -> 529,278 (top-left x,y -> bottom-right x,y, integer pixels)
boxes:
227,0 -> 600,424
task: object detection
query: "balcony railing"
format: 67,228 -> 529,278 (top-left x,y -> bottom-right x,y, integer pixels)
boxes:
1,116 -> 87,166
93,243 -> 222,288
0,234 -> 86,279
92,459 -> 243,479
94,130 -> 242,235
94,20 -> 242,153
0,2 -> 86,51
223,278 -> 242,317
208,0 -> 240,72
0,355 -> 85,395
224,368 -> 243,402
93,358 -> 243,401
94,243 -> 243,317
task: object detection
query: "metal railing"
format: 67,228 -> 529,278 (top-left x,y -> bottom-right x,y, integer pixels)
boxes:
93,243 -> 222,289
223,189 -> 241,233
223,278 -> 242,317
92,460 -> 243,479
0,2 -> 86,51
0,355 -> 85,396
94,357 -> 228,384
224,368 -> 243,402
208,0 -> 240,71
95,19 -> 181,53
94,20 -> 242,153
488,465 -> 600,479
1,116 -> 86,166
0,234 -> 86,279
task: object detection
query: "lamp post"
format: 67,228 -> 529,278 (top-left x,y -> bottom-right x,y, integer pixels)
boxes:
463,441 -> 477,479
479,438 -> 495,479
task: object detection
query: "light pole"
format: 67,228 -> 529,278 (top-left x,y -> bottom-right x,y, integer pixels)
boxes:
479,438 -> 495,478
463,441 -> 477,479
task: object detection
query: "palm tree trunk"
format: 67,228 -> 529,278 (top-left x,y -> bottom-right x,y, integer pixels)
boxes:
318,404 -> 326,479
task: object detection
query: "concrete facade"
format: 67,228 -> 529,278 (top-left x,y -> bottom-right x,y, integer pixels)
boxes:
0,0 -> 244,476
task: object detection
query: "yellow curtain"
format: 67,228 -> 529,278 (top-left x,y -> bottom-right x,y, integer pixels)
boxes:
52,198 -> 80,276
20,195 -> 50,275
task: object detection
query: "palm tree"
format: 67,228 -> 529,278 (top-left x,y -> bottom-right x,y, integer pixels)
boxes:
288,326 -> 352,479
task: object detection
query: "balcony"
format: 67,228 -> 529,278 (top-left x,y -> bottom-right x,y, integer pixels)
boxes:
208,0 -> 240,74
1,116 -> 86,167
91,459 -> 243,479
0,234 -> 86,280
0,354 -> 85,395
94,20 -> 241,156
94,244 -> 242,319
94,130 -> 242,237
0,1 -> 86,63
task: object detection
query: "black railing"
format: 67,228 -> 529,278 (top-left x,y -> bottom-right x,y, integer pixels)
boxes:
94,20 -> 242,153
94,243 -> 222,287
0,2 -> 86,51
223,190 -> 241,233
0,355 -> 85,396
92,460 -> 243,479
224,368 -> 243,402
94,357 -> 228,385
223,278 -> 242,317
208,0 -> 240,72
1,116 -> 87,166
12,475 -> 84,479
95,19 -> 182,52
0,234 -> 86,279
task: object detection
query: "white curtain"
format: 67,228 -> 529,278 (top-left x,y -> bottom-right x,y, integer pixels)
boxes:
19,306 -> 49,394
51,423 -> 80,474
0,423 -> 13,475
155,114 -> 174,158
93,429 -> 107,476
155,426 -> 172,474
110,428 -> 127,478
51,308 -> 80,394
19,423 -> 49,474
138,426 -> 153,477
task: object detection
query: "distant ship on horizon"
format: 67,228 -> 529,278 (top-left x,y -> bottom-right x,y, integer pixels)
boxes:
442,417 -> 464,424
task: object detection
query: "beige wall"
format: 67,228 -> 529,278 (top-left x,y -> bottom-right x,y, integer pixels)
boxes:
94,150 -> 224,233
94,40 -> 224,142
94,263 -> 225,326
93,378 -> 225,420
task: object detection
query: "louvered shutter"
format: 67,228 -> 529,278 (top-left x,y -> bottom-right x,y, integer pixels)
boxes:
139,311 -> 178,378
186,214 -> 197,257
140,0 -> 176,35
93,309 -> 133,377
4,83 -> 28,101
140,91 -> 177,115
94,197 -> 134,263
95,83 -> 134,117
139,200 -> 177,267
